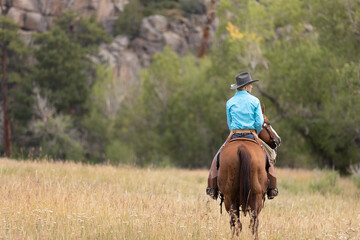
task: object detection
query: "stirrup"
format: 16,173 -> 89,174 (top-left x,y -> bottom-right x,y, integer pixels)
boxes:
267,187 -> 278,200
206,187 -> 218,200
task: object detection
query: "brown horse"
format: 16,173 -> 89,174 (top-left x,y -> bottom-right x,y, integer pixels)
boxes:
217,105 -> 281,239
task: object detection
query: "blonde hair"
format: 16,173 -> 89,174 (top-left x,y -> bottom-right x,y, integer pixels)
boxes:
237,84 -> 252,91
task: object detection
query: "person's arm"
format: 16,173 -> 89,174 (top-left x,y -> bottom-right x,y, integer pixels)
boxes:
226,102 -> 232,131
254,101 -> 264,134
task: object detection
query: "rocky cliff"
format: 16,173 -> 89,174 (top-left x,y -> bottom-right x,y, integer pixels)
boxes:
2,0 -> 216,82
2,0 -> 127,32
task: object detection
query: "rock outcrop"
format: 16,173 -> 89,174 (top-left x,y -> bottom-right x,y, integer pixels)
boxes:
3,0 -> 128,31
3,0 -> 216,83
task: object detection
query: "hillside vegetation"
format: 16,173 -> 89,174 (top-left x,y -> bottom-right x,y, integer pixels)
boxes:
1,159 -> 360,239
0,0 -> 359,173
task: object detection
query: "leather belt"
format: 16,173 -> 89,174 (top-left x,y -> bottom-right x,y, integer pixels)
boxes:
231,129 -> 256,134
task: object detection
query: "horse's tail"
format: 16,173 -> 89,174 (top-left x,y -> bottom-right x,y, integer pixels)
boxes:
238,145 -> 250,212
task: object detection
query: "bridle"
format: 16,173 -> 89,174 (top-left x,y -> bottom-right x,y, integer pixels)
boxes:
262,122 -> 280,150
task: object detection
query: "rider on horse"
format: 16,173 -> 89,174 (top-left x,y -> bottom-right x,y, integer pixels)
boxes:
206,72 -> 278,200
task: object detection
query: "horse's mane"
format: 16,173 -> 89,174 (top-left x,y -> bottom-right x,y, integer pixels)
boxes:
238,145 -> 250,213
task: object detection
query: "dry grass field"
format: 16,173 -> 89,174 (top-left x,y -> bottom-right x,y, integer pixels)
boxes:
1,158 -> 360,240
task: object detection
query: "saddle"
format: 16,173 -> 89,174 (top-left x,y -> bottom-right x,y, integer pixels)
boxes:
217,136 -> 271,173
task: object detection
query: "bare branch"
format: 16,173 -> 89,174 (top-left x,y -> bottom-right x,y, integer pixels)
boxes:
255,85 -> 286,118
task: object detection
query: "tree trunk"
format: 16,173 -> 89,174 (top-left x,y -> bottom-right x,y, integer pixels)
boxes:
198,0 -> 216,58
1,44 -> 11,157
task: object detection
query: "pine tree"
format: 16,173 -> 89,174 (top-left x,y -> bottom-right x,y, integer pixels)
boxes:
0,16 -> 29,157
32,27 -> 89,115
32,12 -> 110,115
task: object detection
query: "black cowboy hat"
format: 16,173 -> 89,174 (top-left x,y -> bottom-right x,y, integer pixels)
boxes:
230,72 -> 259,90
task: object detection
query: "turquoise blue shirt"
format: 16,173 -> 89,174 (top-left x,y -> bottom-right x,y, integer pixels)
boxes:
226,90 -> 264,134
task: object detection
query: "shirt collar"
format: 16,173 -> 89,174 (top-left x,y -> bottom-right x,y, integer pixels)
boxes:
235,90 -> 250,96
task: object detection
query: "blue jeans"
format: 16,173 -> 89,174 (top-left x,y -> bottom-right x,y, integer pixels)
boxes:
231,133 -> 255,140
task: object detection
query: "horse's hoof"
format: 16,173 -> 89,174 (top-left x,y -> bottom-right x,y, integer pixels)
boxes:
206,187 -> 218,200
267,188 -> 279,199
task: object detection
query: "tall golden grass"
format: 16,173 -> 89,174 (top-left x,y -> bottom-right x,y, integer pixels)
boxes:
1,158 -> 359,239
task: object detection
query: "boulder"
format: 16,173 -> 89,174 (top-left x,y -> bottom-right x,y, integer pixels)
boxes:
164,32 -> 188,56
7,7 -> 25,28
24,12 -> 48,31
131,37 -> 165,66
168,17 -> 190,37
140,15 -> 167,42
101,17 -> 117,35
188,26 -> 203,51
110,35 -> 129,52
113,0 -> 129,12
96,0 -> 115,20
98,35 -> 130,65
99,46 -> 117,66
116,50 -> 140,83
98,41 -> 139,83
13,0 -> 39,12
4,1 -> 217,86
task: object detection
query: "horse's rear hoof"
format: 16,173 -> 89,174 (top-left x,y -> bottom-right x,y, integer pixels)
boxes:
267,188 -> 279,199
206,187 -> 218,200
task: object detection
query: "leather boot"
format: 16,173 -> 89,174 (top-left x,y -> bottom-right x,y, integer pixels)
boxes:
206,177 -> 218,200
267,173 -> 278,199
266,160 -> 278,199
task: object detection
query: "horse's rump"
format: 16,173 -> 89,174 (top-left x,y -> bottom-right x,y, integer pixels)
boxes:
218,140 -> 267,213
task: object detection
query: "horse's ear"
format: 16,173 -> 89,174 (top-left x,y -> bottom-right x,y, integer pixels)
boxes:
261,104 -> 265,114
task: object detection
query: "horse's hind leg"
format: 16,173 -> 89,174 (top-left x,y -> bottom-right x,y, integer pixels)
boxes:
249,194 -> 262,240
237,210 -> 242,233
233,208 -> 242,236
227,200 -> 240,236
229,208 -> 239,236
230,210 -> 236,236
224,198 -> 236,235
233,205 -> 242,233
250,210 -> 259,240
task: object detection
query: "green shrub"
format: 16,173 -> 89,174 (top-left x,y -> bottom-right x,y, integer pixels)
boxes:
114,0 -> 143,37
349,164 -> 360,189
114,0 -> 185,37
117,47 -> 225,168
31,114 -> 85,162
309,170 -> 339,194
180,0 -> 206,14
278,179 -> 309,195
105,141 -> 134,165
353,175 -> 360,190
